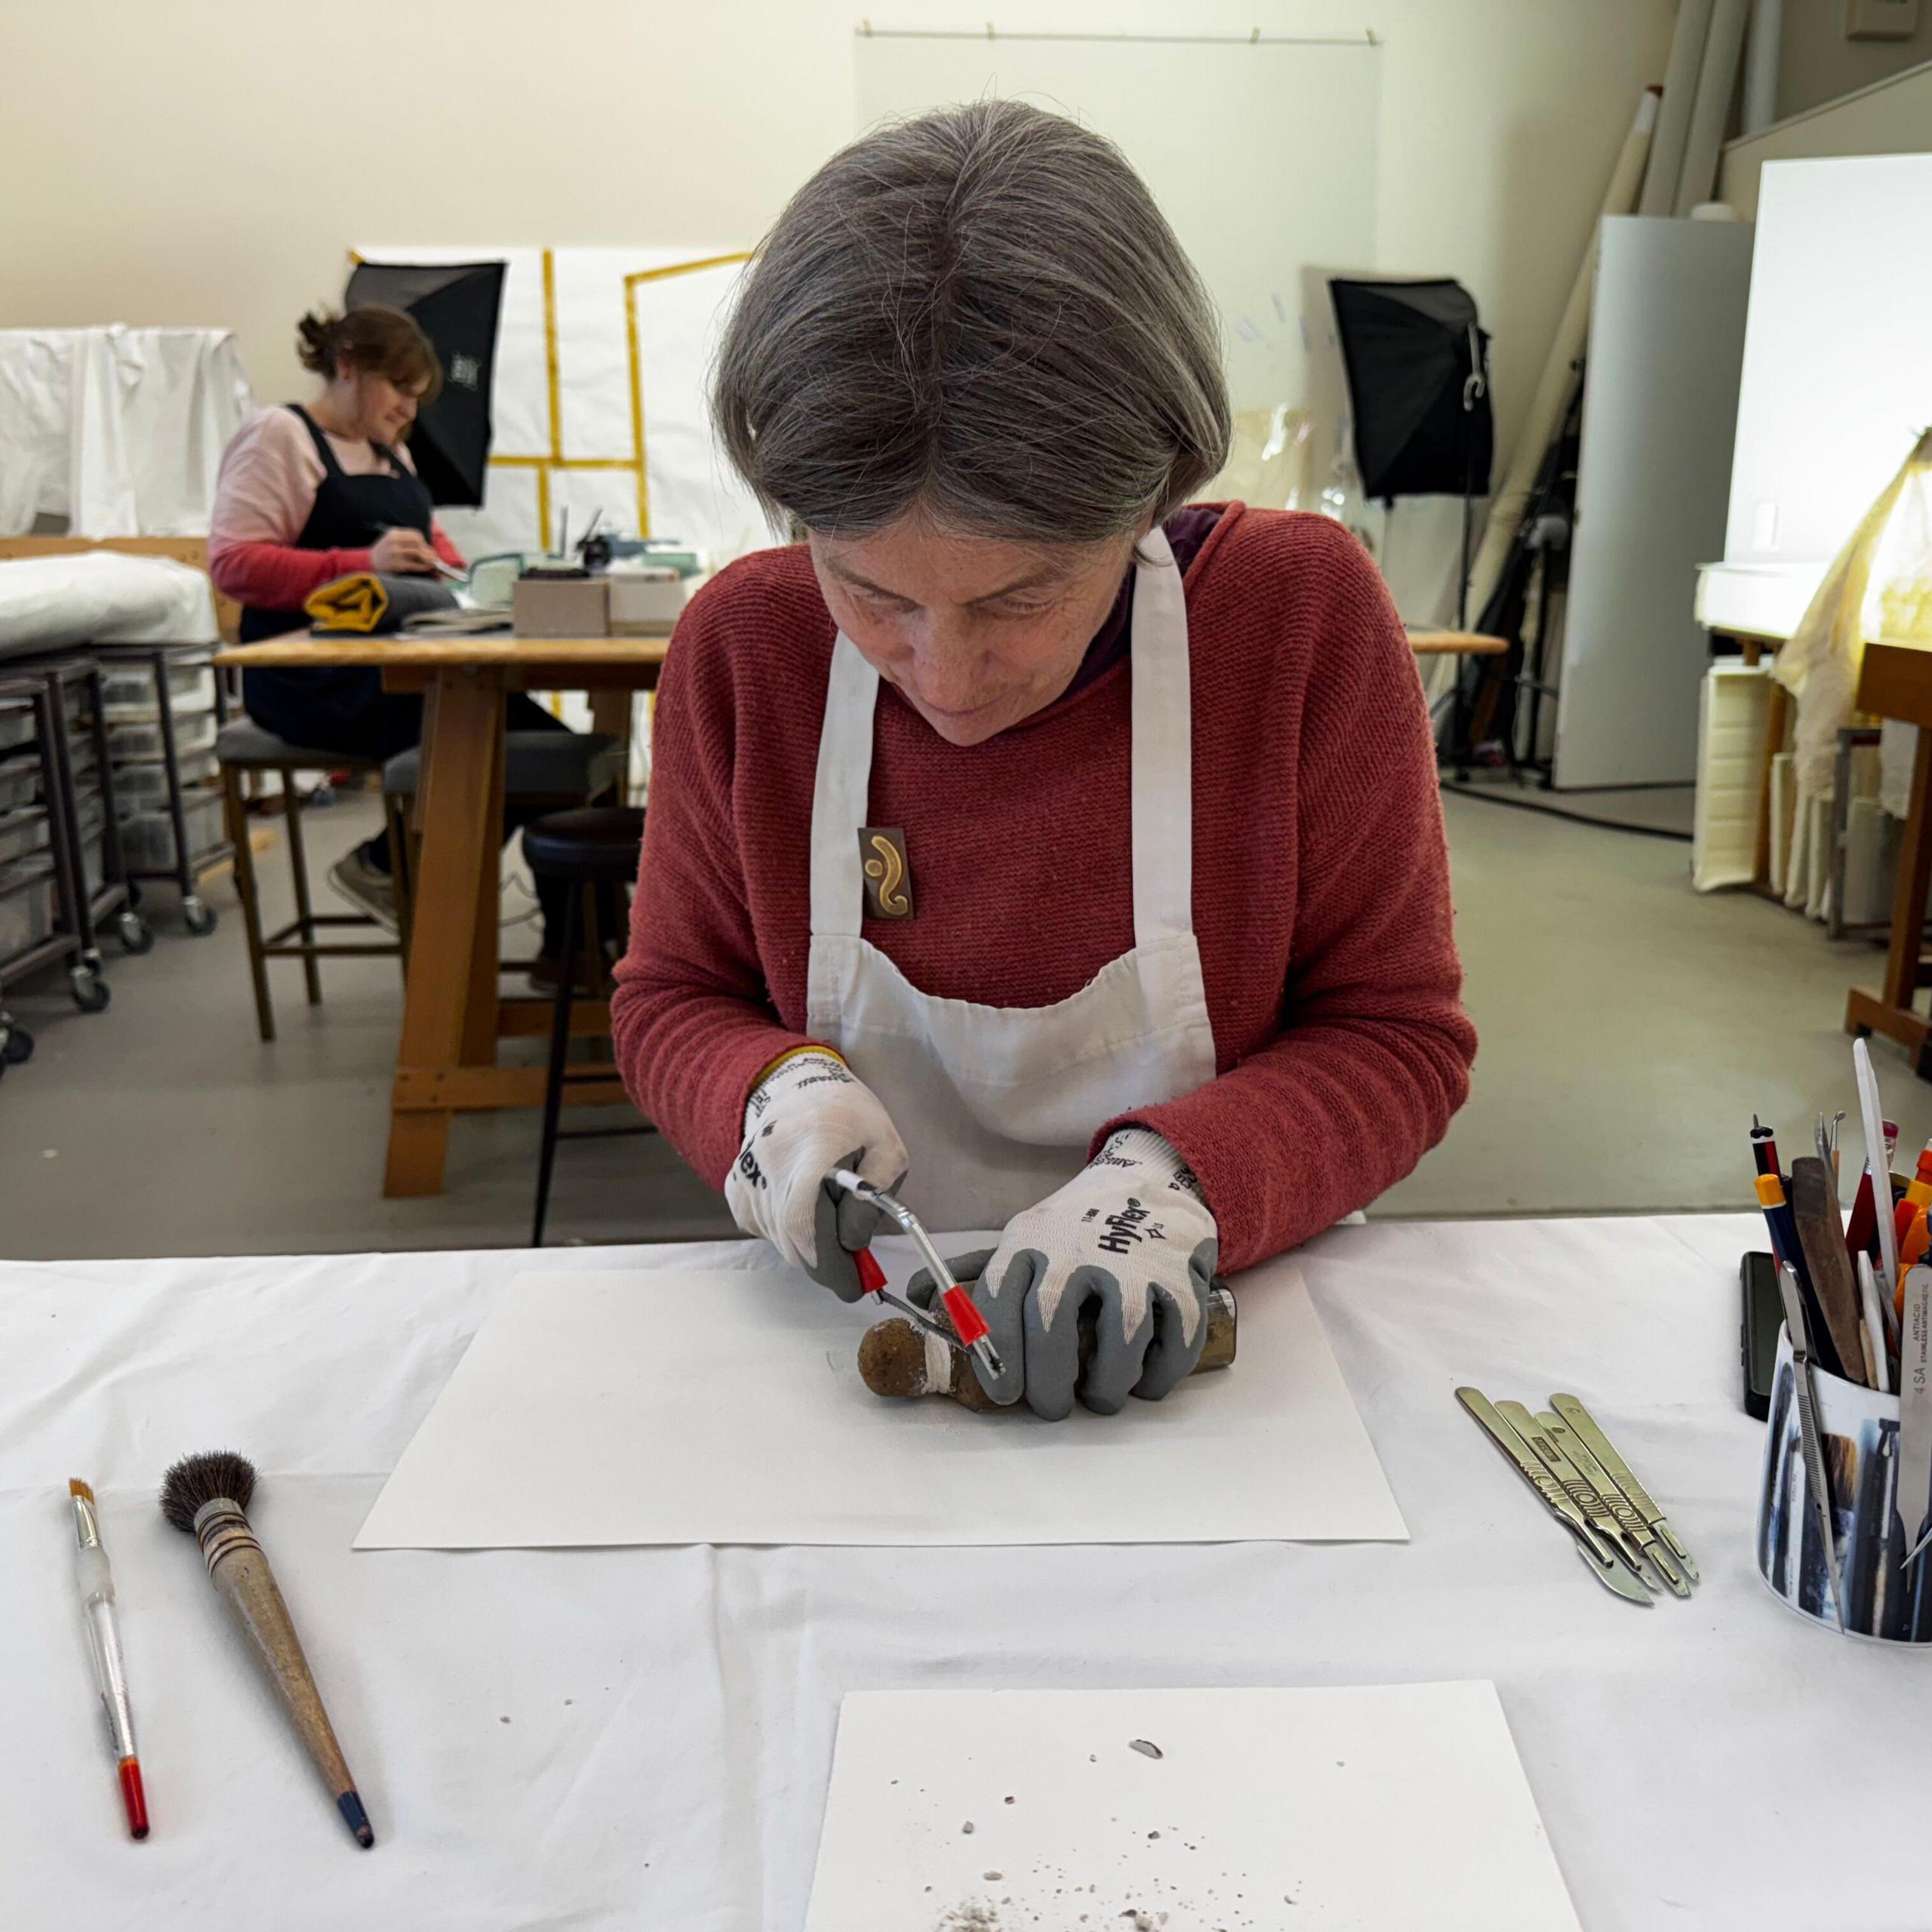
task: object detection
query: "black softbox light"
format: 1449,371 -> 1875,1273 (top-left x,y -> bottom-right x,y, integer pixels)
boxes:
1328,277 -> 1492,505
344,259 -> 506,506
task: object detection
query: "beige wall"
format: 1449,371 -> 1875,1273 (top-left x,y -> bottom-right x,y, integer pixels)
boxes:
1721,56 -> 1932,214
1,0 -> 1672,481
1778,0 -> 1932,117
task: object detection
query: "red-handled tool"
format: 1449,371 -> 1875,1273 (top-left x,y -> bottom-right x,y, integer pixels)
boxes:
830,1169 -> 1004,1381
852,1244 -> 994,1363
851,1247 -> 964,1347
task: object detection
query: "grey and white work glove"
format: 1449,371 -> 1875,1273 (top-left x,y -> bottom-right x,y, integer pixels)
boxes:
911,1128 -> 1219,1421
723,1048 -> 909,1301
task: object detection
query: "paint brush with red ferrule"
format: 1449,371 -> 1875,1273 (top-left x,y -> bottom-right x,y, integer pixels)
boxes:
159,1451 -> 374,1849
69,1480 -> 148,1839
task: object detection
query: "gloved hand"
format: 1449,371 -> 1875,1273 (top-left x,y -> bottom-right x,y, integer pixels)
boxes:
723,1048 -> 909,1300
911,1128 -> 1218,1420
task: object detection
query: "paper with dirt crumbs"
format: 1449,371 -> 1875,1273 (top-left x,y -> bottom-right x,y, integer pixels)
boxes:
804,1683 -> 1580,1932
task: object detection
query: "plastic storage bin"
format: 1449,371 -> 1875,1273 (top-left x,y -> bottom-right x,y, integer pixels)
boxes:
77,798 -> 107,897
118,788 -> 223,871
100,657 -> 217,718
113,752 -> 219,805
0,702 -> 34,755
0,753 -> 39,813
106,710 -> 220,761
0,860 -> 56,963
0,809 -> 49,869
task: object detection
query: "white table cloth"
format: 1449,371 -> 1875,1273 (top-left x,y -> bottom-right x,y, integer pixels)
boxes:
2,1216 -> 1923,1931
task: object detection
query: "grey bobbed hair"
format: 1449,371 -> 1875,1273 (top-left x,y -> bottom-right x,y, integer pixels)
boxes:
712,100 -> 1232,544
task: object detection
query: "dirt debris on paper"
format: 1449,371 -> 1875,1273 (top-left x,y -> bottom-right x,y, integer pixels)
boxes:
934,1906 -> 1005,1930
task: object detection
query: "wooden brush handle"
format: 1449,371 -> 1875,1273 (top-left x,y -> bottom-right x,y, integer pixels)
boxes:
1791,1155 -> 1869,1383
860,1282 -> 1238,1411
197,1503 -> 358,1801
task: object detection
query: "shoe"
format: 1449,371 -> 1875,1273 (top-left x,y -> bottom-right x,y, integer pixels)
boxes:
328,851 -> 400,933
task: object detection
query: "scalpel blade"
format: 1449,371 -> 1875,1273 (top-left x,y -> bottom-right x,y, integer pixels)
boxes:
1549,1393 -> 1700,1583
1500,1401 -> 1655,1595
1571,1532 -> 1654,1605
1540,1411 -> 1692,1596
1455,1388 -> 1651,1605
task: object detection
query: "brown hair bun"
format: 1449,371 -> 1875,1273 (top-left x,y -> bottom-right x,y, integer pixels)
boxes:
294,305 -> 442,403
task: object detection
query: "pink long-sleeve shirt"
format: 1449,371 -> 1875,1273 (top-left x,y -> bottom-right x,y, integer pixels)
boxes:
611,503 -> 1476,1272
205,405 -> 463,610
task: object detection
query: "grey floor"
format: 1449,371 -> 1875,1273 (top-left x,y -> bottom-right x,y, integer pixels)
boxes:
0,781 -> 1921,1260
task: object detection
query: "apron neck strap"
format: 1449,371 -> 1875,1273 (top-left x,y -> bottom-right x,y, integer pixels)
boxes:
1128,525 -> 1192,948
288,404 -> 404,479
808,526 -> 1194,946
287,404 -> 346,478
811,636 -> 881,937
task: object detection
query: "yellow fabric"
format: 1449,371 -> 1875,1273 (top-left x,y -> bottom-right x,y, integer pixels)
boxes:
304,572 -> 390,633
751,1044 -> 846,1090
1774,427 -> 1932,798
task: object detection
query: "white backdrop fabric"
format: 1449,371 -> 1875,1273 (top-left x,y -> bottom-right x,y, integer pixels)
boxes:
355,248 -> 782,568
2,1214 -> 1923,1931
0,328 -> 254,538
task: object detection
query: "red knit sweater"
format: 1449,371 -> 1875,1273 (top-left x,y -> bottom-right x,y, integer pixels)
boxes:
611,504 -> 1475,1270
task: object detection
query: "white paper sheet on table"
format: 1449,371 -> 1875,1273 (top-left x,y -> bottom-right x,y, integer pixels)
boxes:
804,1681 -> 1581,1932
353,1253 -> 1408,1549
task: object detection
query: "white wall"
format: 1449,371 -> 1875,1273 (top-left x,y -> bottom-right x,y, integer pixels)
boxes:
1777,6 -> 1932,118
855,34 -> 1382,414
2,0 -> 1672,605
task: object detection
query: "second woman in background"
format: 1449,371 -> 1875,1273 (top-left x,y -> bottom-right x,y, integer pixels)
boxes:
208,304 -> 581,977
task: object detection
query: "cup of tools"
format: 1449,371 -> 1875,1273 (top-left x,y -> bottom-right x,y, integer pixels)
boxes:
1756,1331 -> 1932,1642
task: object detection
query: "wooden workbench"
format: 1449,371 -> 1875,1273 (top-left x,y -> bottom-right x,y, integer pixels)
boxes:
215,630 -> 669,1195
1846,636 -> 1932,1072
214,619 -> 1501,1196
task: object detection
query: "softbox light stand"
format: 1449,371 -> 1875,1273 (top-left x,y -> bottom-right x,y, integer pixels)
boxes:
343,259 -> 507,508
1328,277 -> 1494,627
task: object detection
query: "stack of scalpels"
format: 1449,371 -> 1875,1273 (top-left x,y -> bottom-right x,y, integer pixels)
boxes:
1457,1389 -> 1700,1606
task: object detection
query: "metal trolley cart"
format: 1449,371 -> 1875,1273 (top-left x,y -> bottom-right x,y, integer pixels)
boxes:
0,659 -> 149,1066
93,644 -> 231,936
15,653 -> 153,1009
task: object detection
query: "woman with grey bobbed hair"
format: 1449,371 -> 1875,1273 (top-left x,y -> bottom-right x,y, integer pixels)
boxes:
613,101 -> 1474,1420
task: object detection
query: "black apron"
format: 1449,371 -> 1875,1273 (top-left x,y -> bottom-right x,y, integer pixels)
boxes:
239,405 -> 435,743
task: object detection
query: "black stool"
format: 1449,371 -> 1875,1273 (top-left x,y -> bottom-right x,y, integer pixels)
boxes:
381,731 -> 626,955
523,805 -> 653,1244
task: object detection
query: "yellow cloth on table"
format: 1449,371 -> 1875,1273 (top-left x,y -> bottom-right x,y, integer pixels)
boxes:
1774,427 -> 1932,799
304,572 -> 389,633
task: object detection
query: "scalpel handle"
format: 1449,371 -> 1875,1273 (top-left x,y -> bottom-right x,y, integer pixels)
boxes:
1501,1402 -> 1655,1592
1458,1389 -> 1593,1540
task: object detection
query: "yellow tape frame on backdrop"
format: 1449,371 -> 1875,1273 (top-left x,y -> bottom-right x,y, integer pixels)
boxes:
345,248 -> 752,549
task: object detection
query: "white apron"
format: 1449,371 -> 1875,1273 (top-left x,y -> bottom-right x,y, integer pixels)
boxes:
804,528 -> 1218,1232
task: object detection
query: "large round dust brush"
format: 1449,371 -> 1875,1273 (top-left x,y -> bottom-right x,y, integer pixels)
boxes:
160,1451 -> 374,1848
